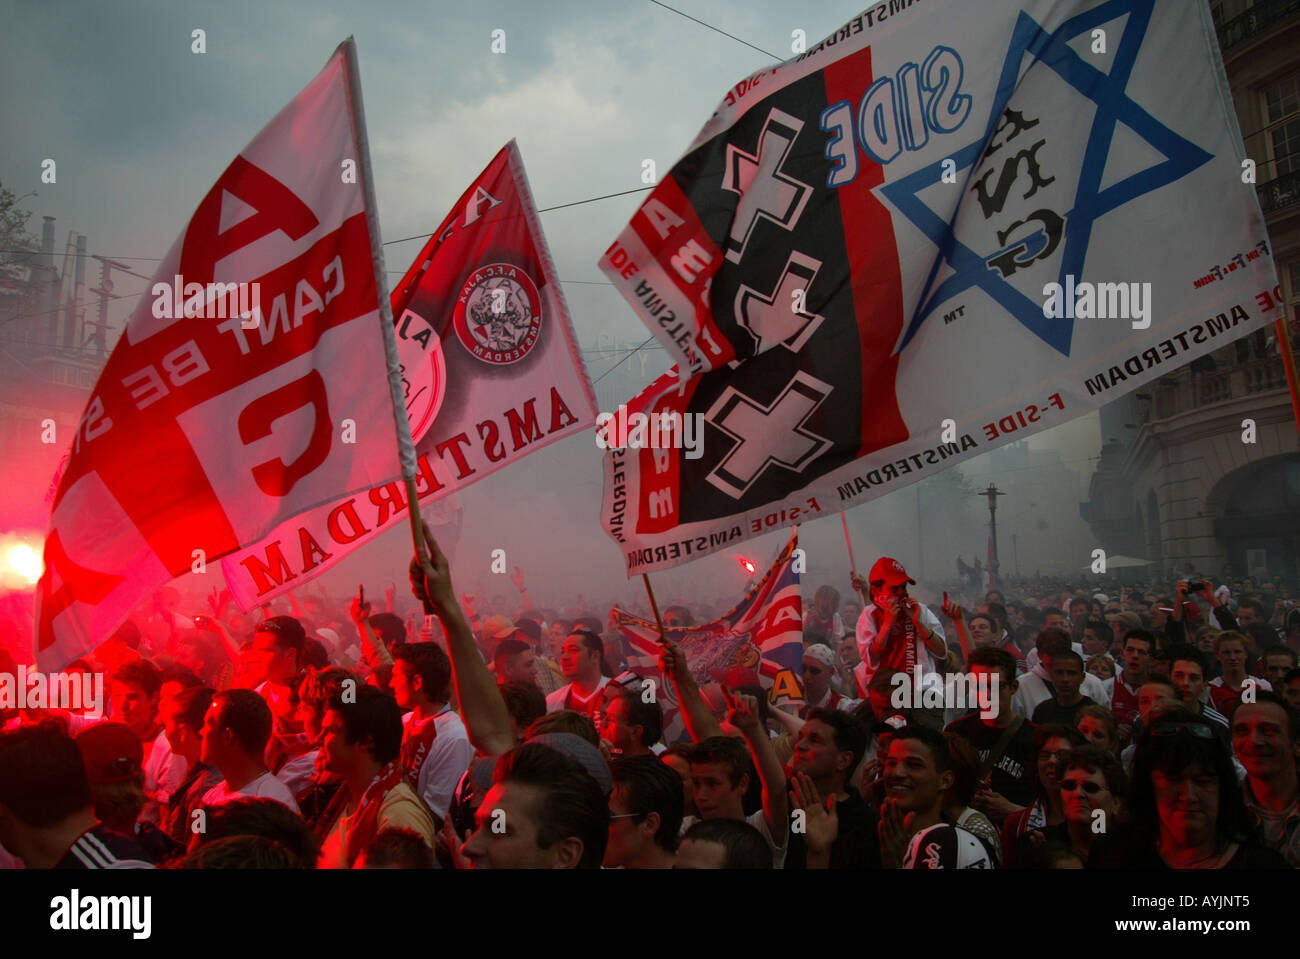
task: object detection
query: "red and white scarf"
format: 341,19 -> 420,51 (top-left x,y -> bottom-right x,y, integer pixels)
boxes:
400,712 -> 442,791
320,761 -> 405,868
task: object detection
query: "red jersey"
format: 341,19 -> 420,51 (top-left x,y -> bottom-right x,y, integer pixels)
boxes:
1111,673 -> 1142,726
870,607 -> 919,678
1207,676 -> 1271,716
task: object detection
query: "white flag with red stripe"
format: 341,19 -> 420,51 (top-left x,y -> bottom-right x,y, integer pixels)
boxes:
35,40 -> 408,670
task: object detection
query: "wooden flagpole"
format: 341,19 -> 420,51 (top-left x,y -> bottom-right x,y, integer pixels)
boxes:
343,37 -> 435,613
642,573 -> 669,643
841,514 -> 857,578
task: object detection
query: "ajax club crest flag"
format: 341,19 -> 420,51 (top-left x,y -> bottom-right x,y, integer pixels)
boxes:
598,0 -> 1283,575
35,41 -> 411,669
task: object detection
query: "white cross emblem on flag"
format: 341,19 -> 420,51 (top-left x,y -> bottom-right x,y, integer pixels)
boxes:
705,371 -> 833,498
722,109 -> 813,263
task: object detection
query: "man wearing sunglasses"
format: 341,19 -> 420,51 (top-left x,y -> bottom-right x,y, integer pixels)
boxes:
799,644 -> 857,717
1058,745 -> 1128,865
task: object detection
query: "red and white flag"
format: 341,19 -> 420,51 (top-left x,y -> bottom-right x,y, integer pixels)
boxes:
35,40 -> 410,669
220,141 -> 597,608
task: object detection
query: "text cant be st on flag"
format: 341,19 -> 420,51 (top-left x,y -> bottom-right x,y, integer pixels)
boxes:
35,40 -> 410,670
597,0 -> 1284,576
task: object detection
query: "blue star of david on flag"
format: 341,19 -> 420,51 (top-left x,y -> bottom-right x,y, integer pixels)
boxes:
878,0 -> 1214,357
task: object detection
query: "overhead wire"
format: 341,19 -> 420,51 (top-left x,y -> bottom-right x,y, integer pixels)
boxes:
2,1 -> 786,379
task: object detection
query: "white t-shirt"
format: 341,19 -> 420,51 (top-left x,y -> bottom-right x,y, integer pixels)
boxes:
545,677 -> 611,715
1010,663 -> 1111,717
142,728 -> 187,825
203,771 -> 302,815
275,749 -> 319,797
402,707 -> 475,821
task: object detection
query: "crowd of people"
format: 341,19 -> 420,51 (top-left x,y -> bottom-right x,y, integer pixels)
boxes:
1,531 -> 1298,870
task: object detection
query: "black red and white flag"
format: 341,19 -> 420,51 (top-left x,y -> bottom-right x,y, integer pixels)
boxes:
598,0 -> 1281,574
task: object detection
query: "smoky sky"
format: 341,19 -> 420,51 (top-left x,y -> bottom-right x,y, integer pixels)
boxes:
1,0 -> 1101,611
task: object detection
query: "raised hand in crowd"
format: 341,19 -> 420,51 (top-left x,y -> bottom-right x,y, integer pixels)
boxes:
460,592 -> 479,631
660,639 -> 722,741
723,686 -> 789,845
942,591 -> 975,661
438,815 -> 470,870
510,565 -> 529,600
410,521 -> 513,755
941,592 -> 963,621
193,613 -> 240,668
850,572 -> 869,604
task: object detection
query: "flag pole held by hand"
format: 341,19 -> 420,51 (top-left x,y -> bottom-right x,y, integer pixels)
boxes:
344,37 -> 429,608
642,573 -> 668,644
841,514 -> 857,577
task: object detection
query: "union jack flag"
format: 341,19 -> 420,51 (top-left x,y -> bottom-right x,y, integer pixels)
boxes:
612,535 -> 804,744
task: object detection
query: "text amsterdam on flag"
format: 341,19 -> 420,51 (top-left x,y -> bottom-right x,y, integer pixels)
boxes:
35,41 -> 408,670
614,535 -> 804,743
222,141 -> 597,608
598,0 -> 1284,575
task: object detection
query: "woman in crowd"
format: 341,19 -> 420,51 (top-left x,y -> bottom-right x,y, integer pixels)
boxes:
1000,724 -> 1084,867
1056,745 -> 1127,866
1088,709 -> 1287,869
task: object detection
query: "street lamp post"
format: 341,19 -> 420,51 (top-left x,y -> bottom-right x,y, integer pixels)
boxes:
980,484 -> 1005,591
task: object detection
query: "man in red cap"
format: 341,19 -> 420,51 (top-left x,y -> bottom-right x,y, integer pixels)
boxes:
851,557 -> 947,721
76,722 -> 180,861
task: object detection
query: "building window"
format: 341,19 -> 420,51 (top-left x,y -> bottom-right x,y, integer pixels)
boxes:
1265,74 -> 1300,179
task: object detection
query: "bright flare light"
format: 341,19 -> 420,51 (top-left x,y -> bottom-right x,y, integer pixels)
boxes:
7,542 -> 42,584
